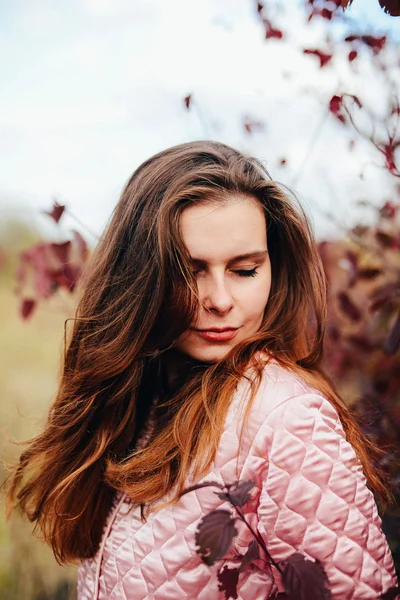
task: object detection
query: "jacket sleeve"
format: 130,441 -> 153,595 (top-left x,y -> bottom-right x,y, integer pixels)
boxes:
256,393 -> 398,599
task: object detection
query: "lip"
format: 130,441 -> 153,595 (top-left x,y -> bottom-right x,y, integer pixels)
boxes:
194,328 -> 239,342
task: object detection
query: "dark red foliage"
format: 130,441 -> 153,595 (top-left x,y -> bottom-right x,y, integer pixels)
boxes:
381,139 -> 400,175
338,291 -> 362,321
21,298 -> 36,320
195,510 -> 238,566
43,201 -> 65,224
263,19 -> 283,39
380,202 -> 398,220
243,118 -> 264,134
321,8 -> 333,19
217,565 -> 240,600
384,312 -> 400,355
186,479 -> 332,598
238,540 -> 259,573
346,334 -> 377,352
329,95 -> 346,123
319,197 -> 400,575
358,267 -> 382,280
378,0 -> 400,16
50,241 -> 71,264
369,282 -> 399,312
281,553 -> 331,599
309,7 -> 335,20
345,34 -> 386,54
348,49 -> 358,61
184,94 -> 192,109
217,480 -> 255,506
15,203 -> 90,316
376,230 -> 398,248
73,230 -> 89,261
303,49 -> 333,68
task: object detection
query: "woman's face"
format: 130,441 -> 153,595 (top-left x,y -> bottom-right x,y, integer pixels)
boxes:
175,195 -> 272,363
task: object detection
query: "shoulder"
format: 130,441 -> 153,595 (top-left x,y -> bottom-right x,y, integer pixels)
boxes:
237,355 -> 338,423
234,357 -> 349,462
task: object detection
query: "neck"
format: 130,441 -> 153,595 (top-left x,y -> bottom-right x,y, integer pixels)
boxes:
160,349 -> 208,395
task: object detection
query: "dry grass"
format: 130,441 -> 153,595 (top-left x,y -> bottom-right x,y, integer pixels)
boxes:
0,279 -> 77,599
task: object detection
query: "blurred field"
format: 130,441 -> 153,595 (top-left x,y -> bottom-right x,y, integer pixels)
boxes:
0,273 -> 77,599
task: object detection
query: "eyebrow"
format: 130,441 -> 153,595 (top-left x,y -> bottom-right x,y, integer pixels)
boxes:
189,250 -> 269,265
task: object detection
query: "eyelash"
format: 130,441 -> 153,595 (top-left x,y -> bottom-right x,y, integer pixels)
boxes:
234,268 -> 258,277
192,268 -> 258,278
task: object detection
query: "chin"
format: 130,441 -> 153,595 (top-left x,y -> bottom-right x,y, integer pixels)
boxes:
178,344 -> 235,364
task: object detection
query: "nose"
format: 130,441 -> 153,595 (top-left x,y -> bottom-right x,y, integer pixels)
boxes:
201,275 -> 234,315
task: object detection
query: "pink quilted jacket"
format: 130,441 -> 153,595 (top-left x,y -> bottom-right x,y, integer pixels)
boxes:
77,360 -> 397,599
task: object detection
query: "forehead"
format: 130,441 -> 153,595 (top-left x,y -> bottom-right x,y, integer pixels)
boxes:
180,196 -> 267,263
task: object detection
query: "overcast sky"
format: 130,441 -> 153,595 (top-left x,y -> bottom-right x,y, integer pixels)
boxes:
0,0 -> 399,242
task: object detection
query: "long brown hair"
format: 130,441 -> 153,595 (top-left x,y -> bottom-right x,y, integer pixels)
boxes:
6,140 -> 390,565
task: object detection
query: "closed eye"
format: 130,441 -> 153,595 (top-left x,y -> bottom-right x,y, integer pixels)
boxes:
233,268 -> 258,277
191,268 -> 259,277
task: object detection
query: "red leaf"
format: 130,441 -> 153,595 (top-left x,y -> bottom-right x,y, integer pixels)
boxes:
219,480 -> 255,507
279,158 -> 287,167
327,324 -> 341,342
217,565 -> 240,600
21,298 -> 36,320
383,312 -> 400,355
341,0 -> 353,9
338,291 -> 362,321
376,230 -> 397,248
281,553 -> 332,599
329,95 -> 345,123
264,19 -> 283,39
344,34 -> 386,54
72,230 -> 89,262
381,141 -> 398,174
361,35 -> 386,53
50,241 -> 71,264
44,201 -> 65,224
238,540 -> 260,573
369,282 -> 399,313
346,334 -> 377,352
195,510 -> 238,566
34,267 -> 57,298
244,118 -> 264,134
379,201 -> 397,219
54,264 -> 82,292
321,8 -> 333,19
358,267 -> 382,280
256,2 -> 264,15
184,94 -> 192,109
303,49 -> 333,68
378,1 -> 400,17
348,49 -> 358,61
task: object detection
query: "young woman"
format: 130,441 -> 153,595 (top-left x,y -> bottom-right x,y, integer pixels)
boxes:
7,141 -> 397,599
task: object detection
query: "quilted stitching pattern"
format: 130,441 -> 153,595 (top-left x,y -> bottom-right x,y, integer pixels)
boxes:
77,362 -> 397,599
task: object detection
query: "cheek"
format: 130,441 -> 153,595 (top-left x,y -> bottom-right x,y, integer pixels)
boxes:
250,284 -> 270,317
247,272 -> 271,312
